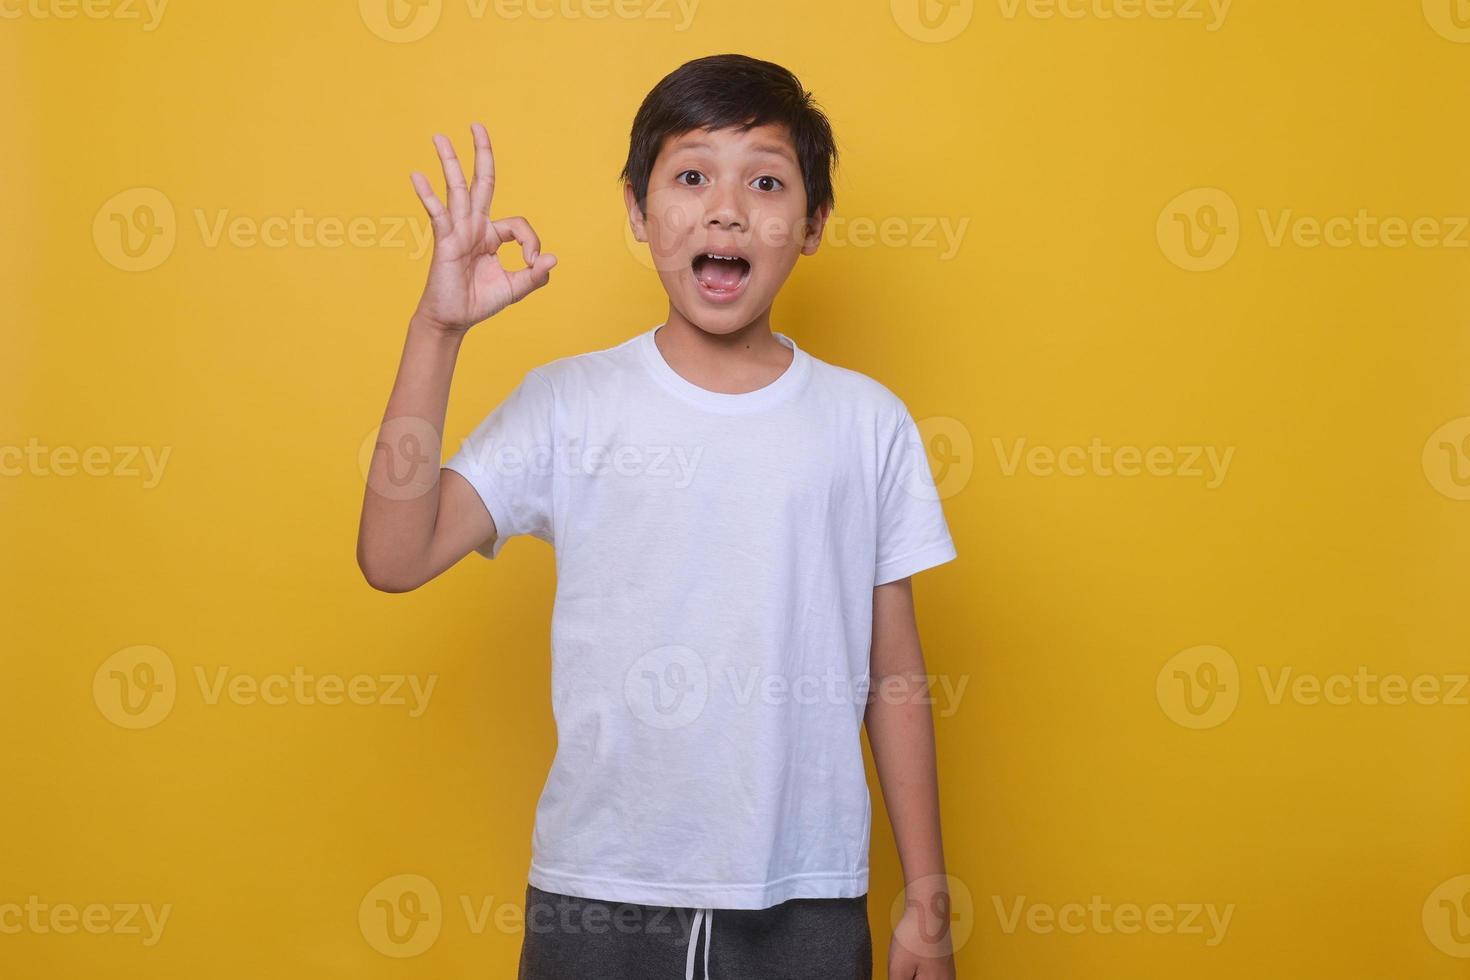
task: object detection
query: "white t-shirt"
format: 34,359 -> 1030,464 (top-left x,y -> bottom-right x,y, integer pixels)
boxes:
443,322 -> 957,909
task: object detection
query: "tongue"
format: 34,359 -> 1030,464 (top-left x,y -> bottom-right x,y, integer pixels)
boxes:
695,257 -> 748,290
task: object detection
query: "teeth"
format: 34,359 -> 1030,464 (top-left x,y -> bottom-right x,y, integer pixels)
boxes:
704,253 -> 742,261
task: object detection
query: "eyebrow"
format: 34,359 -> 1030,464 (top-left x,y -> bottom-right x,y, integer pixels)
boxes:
670,140 -> 795,162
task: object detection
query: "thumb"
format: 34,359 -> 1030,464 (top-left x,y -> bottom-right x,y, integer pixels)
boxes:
508,252 -> 557,301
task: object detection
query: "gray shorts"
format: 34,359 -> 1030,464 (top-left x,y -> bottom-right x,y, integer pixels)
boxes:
517,882 -> 872,980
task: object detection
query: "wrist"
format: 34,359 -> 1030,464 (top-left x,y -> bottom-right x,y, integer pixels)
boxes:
902,871 -> 954,920
902,880 -> 955,940
408,311 -> 468,344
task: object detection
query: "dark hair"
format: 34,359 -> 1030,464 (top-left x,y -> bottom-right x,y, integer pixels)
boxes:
620,54 -> 839,222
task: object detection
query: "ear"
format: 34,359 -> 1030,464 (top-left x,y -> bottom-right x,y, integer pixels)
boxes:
800,201 -> 833,256
624,182 -> 648,242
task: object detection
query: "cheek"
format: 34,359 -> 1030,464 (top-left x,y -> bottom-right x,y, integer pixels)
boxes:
751,208 -> 807,253
747,214 -> 810,276
645,189 -> 701,238
643,191 -> 705,275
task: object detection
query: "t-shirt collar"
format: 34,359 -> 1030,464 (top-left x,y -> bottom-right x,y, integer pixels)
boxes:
638,322 -> 811,414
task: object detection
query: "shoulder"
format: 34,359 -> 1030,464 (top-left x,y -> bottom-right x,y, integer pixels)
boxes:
805,349 -> 913,430
523,329 -> 647,393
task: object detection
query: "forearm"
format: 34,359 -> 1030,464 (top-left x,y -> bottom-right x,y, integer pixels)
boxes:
866,578 -> 951,915
355,315 -> 465,589
866,658 -> 948,889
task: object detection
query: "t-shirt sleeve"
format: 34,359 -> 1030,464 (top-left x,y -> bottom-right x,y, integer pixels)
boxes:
873,406 -> 958,586
441,368 -> 555,560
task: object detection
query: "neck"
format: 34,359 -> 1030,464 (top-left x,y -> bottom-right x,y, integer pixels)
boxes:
656,305 -> 794,395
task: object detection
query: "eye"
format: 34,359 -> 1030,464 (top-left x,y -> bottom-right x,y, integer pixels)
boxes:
676,170 -> 707,187
752,175 -> 783,192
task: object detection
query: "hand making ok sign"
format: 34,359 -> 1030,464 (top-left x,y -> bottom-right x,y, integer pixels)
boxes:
409,122 -> 558,333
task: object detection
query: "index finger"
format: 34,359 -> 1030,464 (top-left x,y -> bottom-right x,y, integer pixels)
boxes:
469,121 -> 496,218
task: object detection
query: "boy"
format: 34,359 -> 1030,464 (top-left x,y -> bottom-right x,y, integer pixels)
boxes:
356,54 -> 959,980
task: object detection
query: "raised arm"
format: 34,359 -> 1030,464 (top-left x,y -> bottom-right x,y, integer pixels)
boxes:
356,123 -> 557,593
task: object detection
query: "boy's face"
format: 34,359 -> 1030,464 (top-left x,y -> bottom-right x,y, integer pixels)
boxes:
626,122 -> 830,336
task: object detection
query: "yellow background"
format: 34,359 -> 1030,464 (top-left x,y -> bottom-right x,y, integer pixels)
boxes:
4,0 -> 1469,976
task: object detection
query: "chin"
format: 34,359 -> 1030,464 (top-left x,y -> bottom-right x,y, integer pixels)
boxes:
680,303 -> 764,337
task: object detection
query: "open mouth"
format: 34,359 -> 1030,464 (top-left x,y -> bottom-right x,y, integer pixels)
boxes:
691,252 -> 752,304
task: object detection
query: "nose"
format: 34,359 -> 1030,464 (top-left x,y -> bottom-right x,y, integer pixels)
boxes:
705,183 -> 745,232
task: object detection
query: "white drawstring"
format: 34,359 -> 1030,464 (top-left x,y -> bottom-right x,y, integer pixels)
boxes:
683,906 -> 714,979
